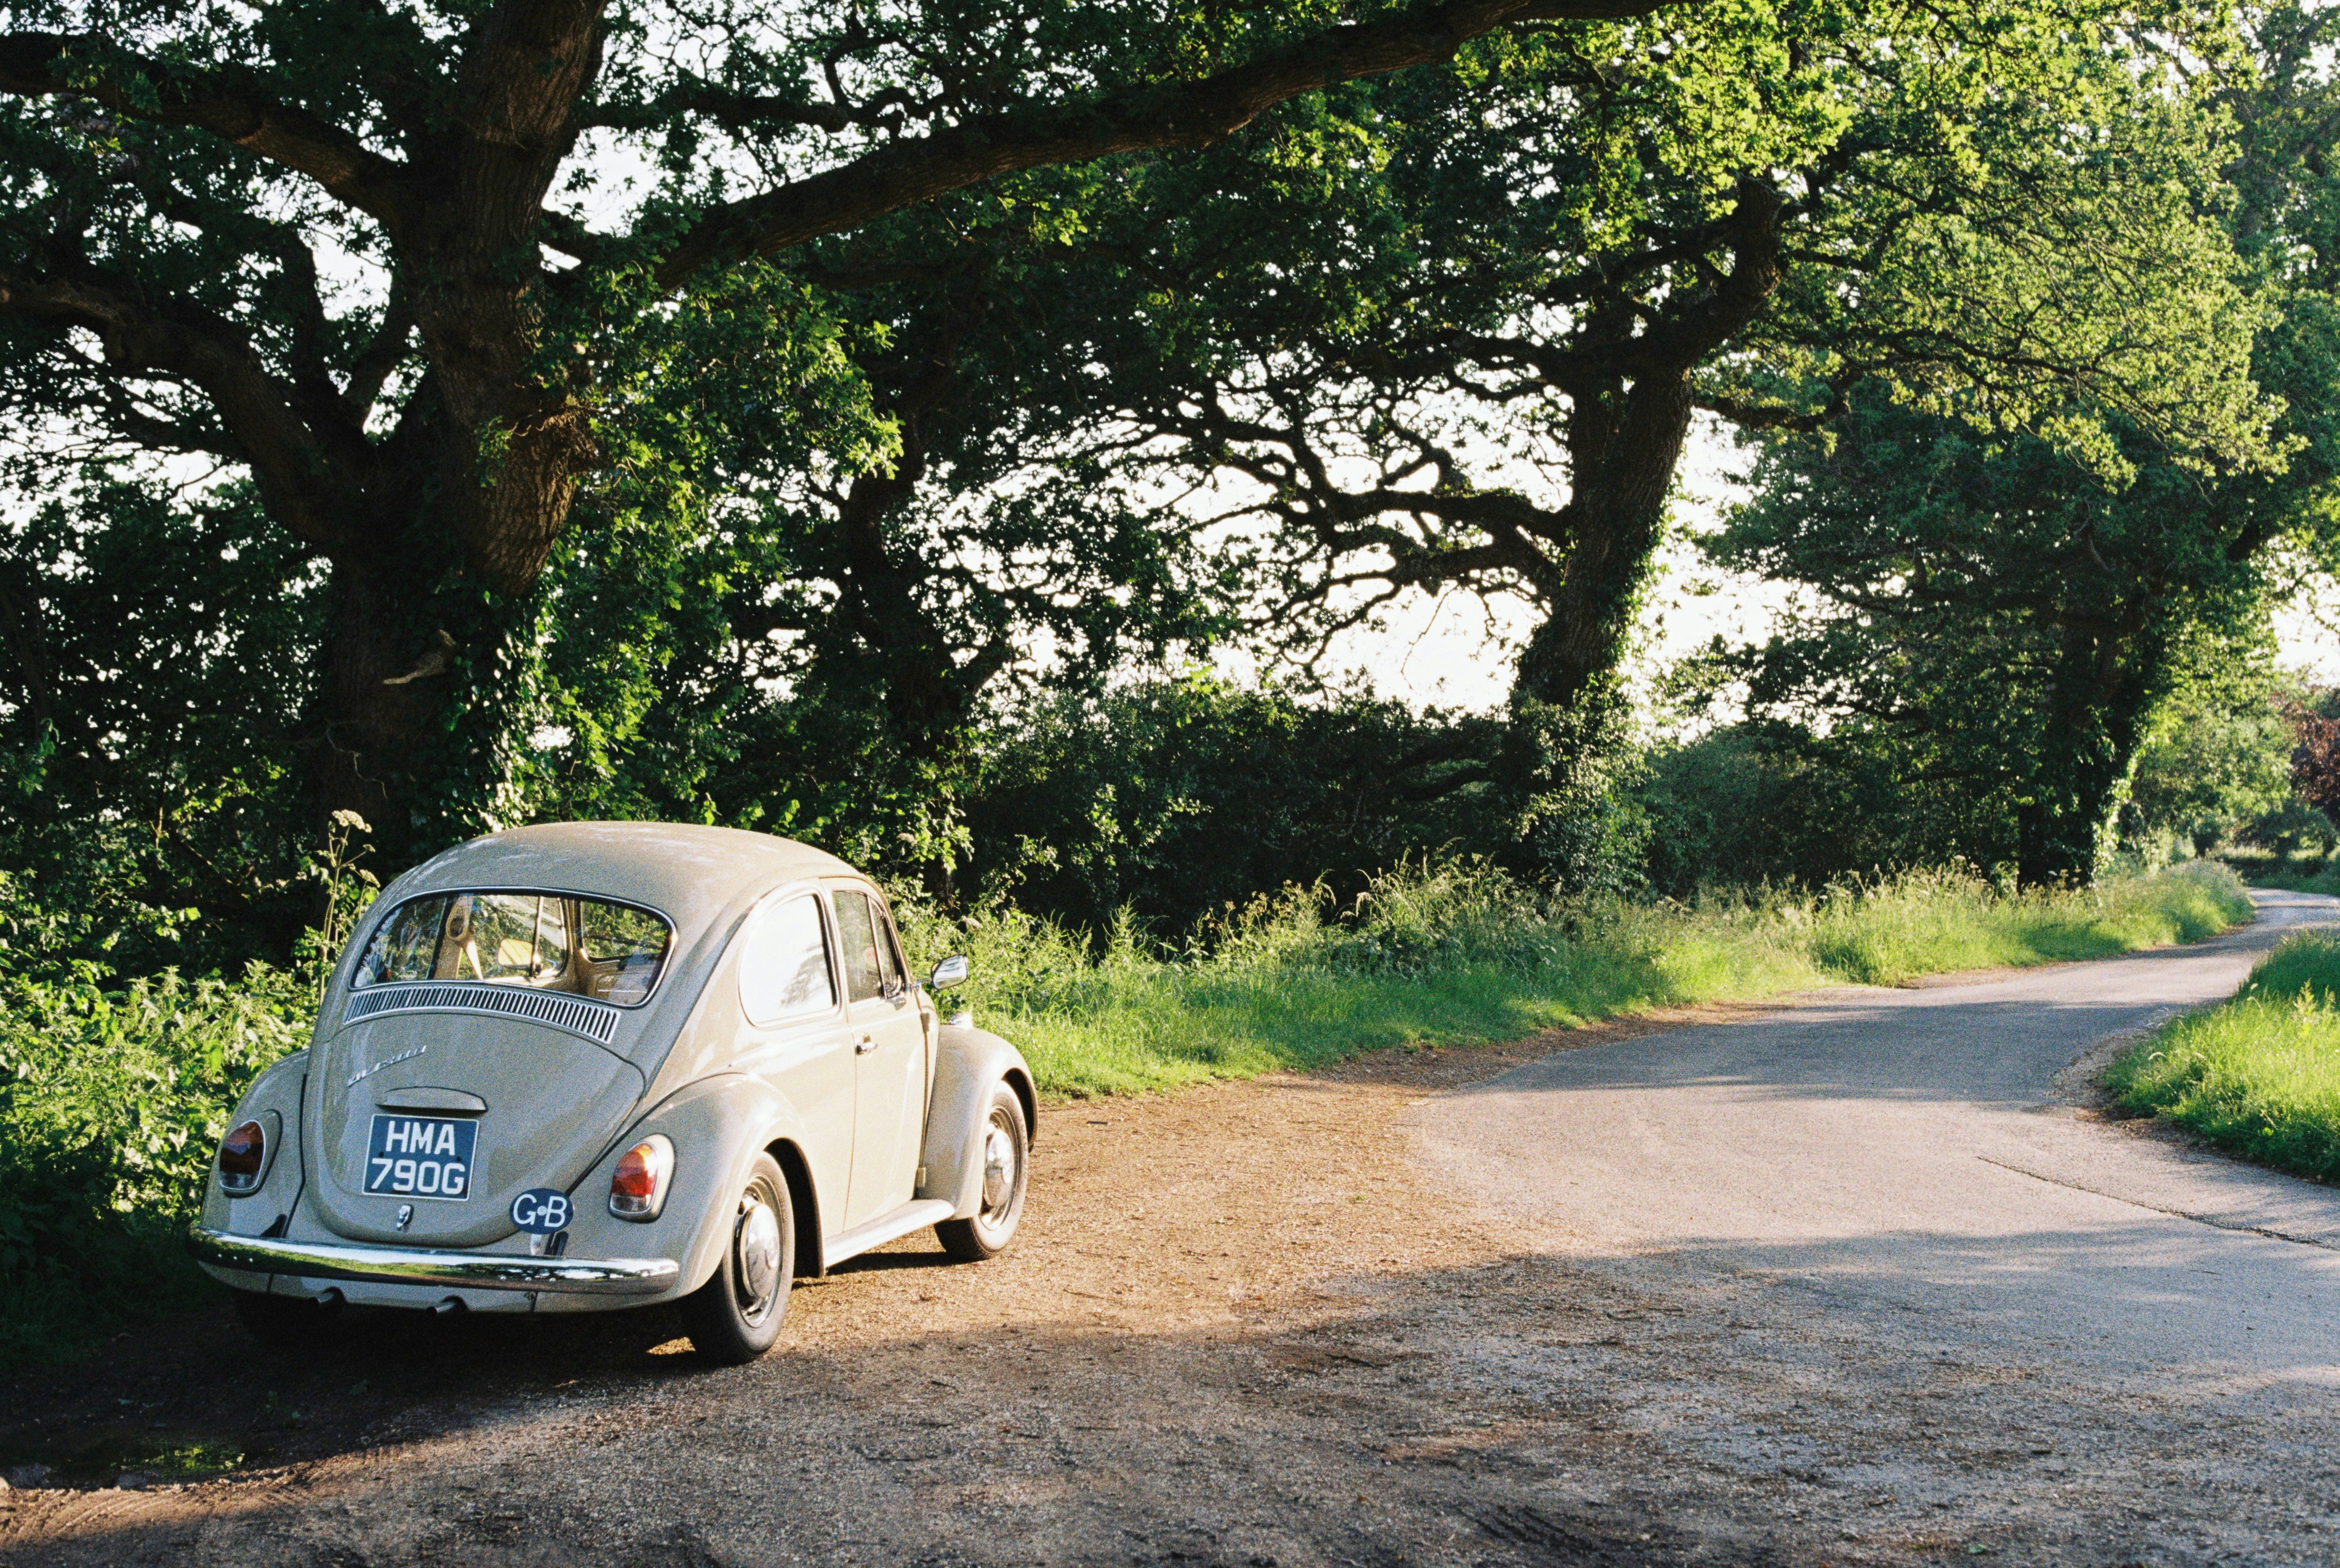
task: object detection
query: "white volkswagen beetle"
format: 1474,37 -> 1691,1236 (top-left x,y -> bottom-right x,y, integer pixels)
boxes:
190,822 -> 1033,1363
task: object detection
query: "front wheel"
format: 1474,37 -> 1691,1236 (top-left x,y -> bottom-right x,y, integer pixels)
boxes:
937,1083 -> 1029,1262
681,1152 -> 793,1365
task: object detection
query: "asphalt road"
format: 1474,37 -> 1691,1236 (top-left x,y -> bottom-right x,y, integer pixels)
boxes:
1412,887 -> 2340,1560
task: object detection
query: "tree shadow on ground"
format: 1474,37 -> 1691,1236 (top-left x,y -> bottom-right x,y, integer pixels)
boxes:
10,1220 -> 2339,1567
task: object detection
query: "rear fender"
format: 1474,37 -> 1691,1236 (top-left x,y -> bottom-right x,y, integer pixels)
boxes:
917,1026 -> 1037,1220
559,1074 -> 821,1299
199,1050 -> 309,1242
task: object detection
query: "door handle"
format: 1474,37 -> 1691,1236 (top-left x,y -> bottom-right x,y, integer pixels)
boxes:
856,1034 -> 876,1054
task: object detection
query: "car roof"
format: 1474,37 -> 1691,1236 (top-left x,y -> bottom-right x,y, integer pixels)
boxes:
387,822 -> 860,943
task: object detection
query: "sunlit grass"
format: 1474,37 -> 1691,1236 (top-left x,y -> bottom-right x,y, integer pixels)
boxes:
903,860 -> 2254,1099
2107,929 -> 2340,1180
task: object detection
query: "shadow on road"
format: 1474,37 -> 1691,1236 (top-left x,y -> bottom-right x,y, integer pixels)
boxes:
6,1231 -> 2336,1567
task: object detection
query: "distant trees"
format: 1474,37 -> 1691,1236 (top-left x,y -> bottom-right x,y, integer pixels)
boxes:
1703,0 -> 2340,884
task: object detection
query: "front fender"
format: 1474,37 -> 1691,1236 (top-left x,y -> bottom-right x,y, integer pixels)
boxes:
198,1050 -> 309,1242
548,1074 -> 818,1309
916,1026 -> 1037,1220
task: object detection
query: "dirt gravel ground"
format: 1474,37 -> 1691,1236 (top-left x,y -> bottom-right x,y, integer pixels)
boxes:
2,970 -> 2333,1566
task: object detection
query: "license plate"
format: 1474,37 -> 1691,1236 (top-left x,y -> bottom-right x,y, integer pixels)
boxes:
365,1114 -> 477,1201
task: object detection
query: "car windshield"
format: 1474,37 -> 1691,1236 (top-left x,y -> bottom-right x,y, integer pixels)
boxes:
351,892 -> 673,1005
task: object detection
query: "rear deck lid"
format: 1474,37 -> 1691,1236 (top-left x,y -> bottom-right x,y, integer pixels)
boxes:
311,1009 -> 645,1247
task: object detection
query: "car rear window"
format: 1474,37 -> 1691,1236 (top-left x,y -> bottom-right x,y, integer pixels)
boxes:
352,892 -> 673,1006
739,894 -> 837,1026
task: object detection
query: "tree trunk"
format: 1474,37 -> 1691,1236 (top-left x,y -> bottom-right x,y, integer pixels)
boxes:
302,410 -> 548,861
1491,186 -> 1783,893
1513,372 -> 1696,712
2015,615 -> 2169,886
1499,369 -> 1697,890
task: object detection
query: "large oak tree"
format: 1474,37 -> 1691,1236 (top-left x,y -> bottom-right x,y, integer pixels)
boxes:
0,0 -> 1661,850
1709,0 -> 2340,882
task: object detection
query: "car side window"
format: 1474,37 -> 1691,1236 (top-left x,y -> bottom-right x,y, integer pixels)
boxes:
871,900 -> 906,993
740,895 -> 837,1026
832,890 -> 887,1004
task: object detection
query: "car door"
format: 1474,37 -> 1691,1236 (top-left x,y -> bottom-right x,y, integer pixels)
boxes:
734,890 -> 856,1243
831,884 -> 926,1228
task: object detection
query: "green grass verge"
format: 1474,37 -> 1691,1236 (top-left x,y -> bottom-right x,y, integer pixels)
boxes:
905,860 -> 2254,1098
2106,929 -> 2340,1181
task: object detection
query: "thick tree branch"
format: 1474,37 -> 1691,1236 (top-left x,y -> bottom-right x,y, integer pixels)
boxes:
650,0 -> 1681,290
0,261 -> 355,549
1697,375 -> 1853,432
0,32 -> 409,221
536,207 -> 617,264
582,76 -> 937,137
343,277 -> 416,423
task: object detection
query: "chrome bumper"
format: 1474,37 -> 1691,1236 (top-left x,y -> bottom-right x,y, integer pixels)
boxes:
189,1225 -> 680,1296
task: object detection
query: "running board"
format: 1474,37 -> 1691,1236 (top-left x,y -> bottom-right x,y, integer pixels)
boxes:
822,1198 -> 954,1271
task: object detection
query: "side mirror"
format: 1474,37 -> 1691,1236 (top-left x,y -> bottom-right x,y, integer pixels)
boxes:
927,954 -> 970,991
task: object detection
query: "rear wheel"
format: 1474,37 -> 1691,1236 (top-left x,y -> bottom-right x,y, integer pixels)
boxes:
232,1287 -> 340,1347
937,1083 -> 1029,1262
681,1152 -> 793,1365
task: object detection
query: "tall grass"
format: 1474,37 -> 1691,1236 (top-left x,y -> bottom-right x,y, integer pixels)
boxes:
1,858 -> 2251,1367
900,859 -> 2253,1097
2106,929 -> 2340,1180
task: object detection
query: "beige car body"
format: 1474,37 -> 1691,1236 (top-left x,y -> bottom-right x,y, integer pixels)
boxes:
191,822 -> 1034,1316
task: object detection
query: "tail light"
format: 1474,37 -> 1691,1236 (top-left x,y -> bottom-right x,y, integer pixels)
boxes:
608,1134 -> 674,1222
218,1120 -> 267,1194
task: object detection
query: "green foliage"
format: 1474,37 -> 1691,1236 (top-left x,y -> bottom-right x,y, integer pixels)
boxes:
1708,378 -> 2311,884
957,675 -> 1508,934
1701,5 -> 2340,888
2242,800 -> 2338,861
0,472 -> 324,972
2107,930 -> 2340,1181
1639,712 -> 2027,892
2128,677 -> 2298,855
0,958 -> 313,1366
1503,686 -> 1656,896
1647,614 -> 2308,891
1021,0 -> 2281,738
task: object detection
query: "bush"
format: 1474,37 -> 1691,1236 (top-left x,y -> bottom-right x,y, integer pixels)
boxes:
1634,721 -> 2026,895
0,964 -> 313,1365
956,677 -> 1509,934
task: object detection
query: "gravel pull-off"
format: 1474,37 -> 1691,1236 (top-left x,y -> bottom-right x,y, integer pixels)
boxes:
4,891 -> 2336,1566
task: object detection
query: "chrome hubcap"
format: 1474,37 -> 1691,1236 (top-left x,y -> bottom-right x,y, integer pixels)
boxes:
981,1123 -> 1013,1209
735,1195 -> 781,1318
974,1106 -> 1023,1241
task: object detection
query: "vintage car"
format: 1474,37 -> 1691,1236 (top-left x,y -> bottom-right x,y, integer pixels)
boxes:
189,822 -> 1034,1363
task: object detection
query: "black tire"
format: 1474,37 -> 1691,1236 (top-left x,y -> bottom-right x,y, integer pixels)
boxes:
232,1287 -> 340,1347
937,1082 -> 1030,1262
681,1151 -> 793,1365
